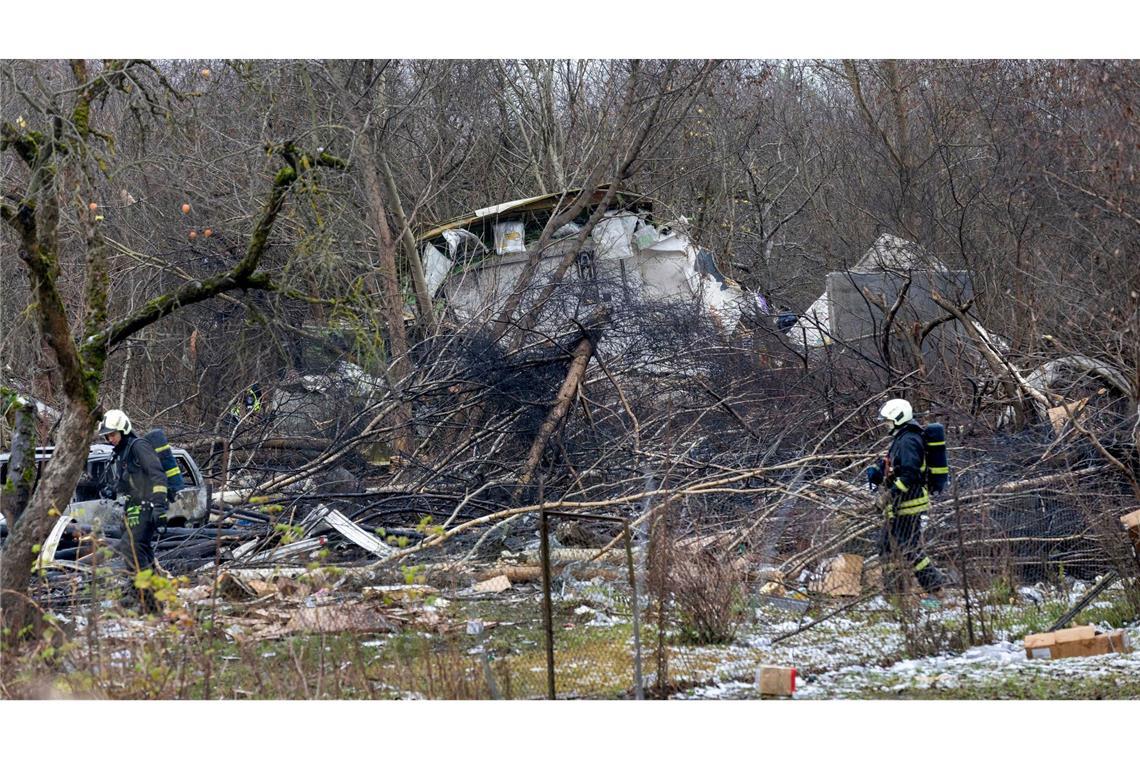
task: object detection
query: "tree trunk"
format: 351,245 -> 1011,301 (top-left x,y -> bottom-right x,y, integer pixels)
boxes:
1,404 -> 96,638
380,152 -> 435,332
0,396 -> 37,528
512,314 -> 605,502
358,145 -> 414,456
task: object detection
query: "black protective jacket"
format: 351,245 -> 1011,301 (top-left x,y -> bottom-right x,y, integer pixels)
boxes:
884,421 -> 929,516
110,432 -> 168,508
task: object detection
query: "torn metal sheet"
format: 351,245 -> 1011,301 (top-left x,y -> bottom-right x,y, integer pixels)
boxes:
196,537 -> 261,571
421,242 -> 453,297
34,514 -> 75,572
244,536 -> 326,564
417,185 -> 644,243
758,594 -> 810,614
442,228 -> 487,260
322,509 -> 395,558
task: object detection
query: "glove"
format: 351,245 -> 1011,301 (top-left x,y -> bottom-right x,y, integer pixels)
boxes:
126,504 -> 142,527
876,487 -> 894,512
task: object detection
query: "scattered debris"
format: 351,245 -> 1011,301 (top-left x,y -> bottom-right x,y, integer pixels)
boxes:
285,604 -> 397,636
362,585 -> 437,603
216,572 -> 259,601
472,575 -> 512,594
1046,397 -> 1089,435
757,594 -> 810,614
809,554 -> 863,597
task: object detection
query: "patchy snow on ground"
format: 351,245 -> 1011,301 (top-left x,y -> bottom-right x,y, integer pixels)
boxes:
670,590 -> 1140,699
799,637 -> 1140,699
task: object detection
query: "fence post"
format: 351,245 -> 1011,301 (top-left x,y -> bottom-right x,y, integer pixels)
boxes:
539,505 -> 556,699
952,474 -> 976,645
623,520 -> 643,700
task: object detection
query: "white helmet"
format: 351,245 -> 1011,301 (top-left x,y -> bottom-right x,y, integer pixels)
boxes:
98,409 -> 132,436
878,398 -> 913,428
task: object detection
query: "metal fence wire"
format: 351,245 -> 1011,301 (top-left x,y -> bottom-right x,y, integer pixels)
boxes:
19,464 -> 1140,700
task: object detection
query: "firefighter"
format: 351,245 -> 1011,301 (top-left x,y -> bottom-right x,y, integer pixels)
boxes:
98,409 -> 167,612
866,398 -> 946,600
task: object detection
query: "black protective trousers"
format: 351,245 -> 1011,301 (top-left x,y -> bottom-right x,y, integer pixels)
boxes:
116,504 -> 157,574
876,513 -> 945,594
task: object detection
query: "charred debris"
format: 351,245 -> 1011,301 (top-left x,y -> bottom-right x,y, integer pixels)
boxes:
11,189 -> 1140,608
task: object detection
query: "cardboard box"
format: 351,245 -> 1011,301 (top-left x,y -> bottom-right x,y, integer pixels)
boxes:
1121,508 -> 1140,551
1024,625 -> 1133,660
1046,397 -> 1088,435
809,554 -> 863,596
863,563 -> 883,590
755,665 -> 796,696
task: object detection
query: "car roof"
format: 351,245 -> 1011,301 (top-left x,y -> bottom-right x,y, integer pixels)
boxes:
0,442 -> 189,464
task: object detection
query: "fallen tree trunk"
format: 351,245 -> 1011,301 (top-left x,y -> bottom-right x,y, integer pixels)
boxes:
930,292 -> 1051,428
513,312 -> 606,501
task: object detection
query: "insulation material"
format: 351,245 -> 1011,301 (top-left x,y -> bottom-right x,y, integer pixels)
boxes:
791,290 -> 834,350
632,218 -> 662,251
854,234 -> 947,273
693,275 -> 745,334
493,220 -> 526,254
421,243 -> 453,298
638,232 -> 693,300
553,221 -> 581,238
639,229 -> 745,333
436,208 -> 745,335
590,211 -> 638,261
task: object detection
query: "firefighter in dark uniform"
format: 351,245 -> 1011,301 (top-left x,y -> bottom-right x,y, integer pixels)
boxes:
99,409 -> 167,611
867,398 -> 945,598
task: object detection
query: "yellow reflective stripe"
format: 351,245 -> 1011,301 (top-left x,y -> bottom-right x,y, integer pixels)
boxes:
165,466 -> 181,477
894,480 -> 909,492
929,466 -> 949,474
897,503 -> 929,516
152,485 -> 168,494
900,494 -> 929,508
920,462 -> 927,471
155,444 -> 171,453
914,557 -> 931,572
927,440 -> 945,446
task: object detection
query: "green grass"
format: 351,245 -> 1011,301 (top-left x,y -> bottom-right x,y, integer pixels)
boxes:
857,669 -> 1140,700
5,578 -> 1135,700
